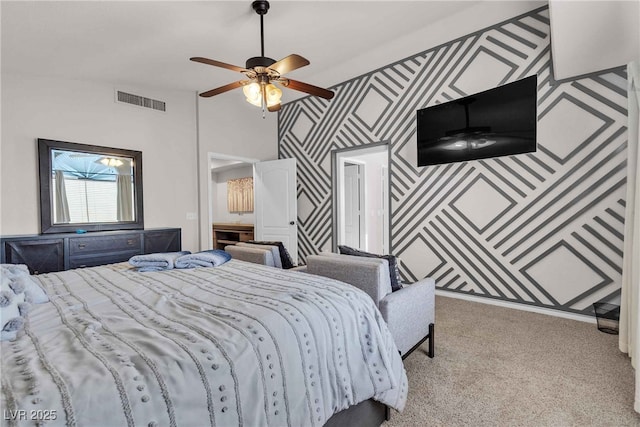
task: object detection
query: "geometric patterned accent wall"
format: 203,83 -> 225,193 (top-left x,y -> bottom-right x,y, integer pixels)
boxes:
278,6 -> 628,316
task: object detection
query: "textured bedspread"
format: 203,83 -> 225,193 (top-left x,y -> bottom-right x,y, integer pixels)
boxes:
1,260 -> 407,427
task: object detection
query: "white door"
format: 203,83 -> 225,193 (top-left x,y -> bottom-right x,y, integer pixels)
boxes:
343,163 -> 363,249
254,158 -> 298,264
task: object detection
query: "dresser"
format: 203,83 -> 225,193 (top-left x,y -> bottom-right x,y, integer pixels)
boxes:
212,223 -> 254,250
1,228 -> 181,274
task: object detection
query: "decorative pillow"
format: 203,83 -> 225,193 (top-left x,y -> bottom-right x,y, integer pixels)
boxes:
17,276 -> 49,304
1,264 -> 49,304
0,274 -> 28,341
247,241 -> 296,269
1,264 -> 29,276
338,245 -> 403,292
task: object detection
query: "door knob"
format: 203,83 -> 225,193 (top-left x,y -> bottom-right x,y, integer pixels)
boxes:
289,221 -> 295,225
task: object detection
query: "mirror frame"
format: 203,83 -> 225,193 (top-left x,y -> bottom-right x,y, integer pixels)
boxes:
38,138 -> 144,234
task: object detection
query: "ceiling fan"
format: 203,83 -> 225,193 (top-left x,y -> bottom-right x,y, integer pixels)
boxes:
190,0 -> 334,115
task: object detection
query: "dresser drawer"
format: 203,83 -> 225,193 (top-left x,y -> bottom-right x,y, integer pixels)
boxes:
69,234 -> 141,256
69,250 -> 140,269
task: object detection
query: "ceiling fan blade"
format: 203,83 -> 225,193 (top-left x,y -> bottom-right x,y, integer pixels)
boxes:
283,79 -> 334,100
267,103 -> 281,112
199,81 -> 247,98
190,57 -> 247,73
268,54 -> 310,76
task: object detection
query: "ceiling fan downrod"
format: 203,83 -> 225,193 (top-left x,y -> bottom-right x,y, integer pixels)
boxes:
252,0 -> 270,62
245,0 -> 275,69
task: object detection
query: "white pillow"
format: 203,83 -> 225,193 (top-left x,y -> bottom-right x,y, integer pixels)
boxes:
1,264 -> 48,304
1,263 -> 29,276
0,275 -> 27,341
16,276 -> 49,304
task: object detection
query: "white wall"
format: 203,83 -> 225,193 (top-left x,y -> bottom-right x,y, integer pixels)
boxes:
0,74 -> 200,251
211,165 -> 255,224
196,91 -> 278,250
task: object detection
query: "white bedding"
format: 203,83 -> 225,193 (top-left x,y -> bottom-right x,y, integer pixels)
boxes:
1,260 -> 407,426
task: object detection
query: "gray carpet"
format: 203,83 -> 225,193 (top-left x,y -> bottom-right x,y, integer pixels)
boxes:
386,295 -> 640,426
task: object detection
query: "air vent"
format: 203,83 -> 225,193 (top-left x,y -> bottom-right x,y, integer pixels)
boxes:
116,90 -> 166,112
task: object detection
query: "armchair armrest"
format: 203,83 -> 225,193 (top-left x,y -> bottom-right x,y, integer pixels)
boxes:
379,277 -> 435,356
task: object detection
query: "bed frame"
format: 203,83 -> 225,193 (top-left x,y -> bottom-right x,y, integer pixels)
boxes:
324,399 -> 388,427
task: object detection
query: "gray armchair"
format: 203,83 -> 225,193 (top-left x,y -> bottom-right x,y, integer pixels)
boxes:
304,253 -> 435,359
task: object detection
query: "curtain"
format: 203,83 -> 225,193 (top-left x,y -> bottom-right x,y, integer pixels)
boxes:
620,60 -> 640,413
54,170 -> 70,223
116,174 -> 134,221
227,177 -> 254,213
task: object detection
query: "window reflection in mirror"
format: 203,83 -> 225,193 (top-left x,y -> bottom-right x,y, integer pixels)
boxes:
38,138 -> 144,234
51,149 -> 135,224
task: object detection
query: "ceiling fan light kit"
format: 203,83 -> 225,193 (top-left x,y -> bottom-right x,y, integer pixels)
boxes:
243,82 -> 282,108
191,0 -> 334,117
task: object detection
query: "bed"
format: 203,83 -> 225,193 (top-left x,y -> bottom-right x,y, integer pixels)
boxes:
1,259 -> 407,426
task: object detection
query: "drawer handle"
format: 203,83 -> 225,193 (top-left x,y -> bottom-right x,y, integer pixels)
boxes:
78,243 -> 86,249
127,239 -> 134,245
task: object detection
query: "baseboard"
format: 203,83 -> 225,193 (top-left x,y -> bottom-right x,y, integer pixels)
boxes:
435,290 -> 596,324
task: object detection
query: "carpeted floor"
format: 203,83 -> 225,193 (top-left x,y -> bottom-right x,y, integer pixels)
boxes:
386,295 -> 640,427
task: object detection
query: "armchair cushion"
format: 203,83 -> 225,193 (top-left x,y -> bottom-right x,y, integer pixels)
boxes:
379,277 -> 435,355
338,245 -> 402,292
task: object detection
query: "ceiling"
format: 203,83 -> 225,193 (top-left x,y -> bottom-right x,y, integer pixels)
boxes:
3,1 -> 635,102
1,0 -> 527,96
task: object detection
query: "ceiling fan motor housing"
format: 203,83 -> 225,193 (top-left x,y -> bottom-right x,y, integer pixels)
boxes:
246,56 -> 276,70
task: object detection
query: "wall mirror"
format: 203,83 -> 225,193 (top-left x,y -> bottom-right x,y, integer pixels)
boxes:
38,138 -> 144,234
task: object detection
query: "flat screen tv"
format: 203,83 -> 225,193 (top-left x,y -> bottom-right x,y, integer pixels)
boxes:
417,75 -> 537,167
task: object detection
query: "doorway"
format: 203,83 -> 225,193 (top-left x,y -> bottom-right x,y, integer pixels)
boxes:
207,152 -> 258,250
332,142 -> 390,255
206,154 -> 299,263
